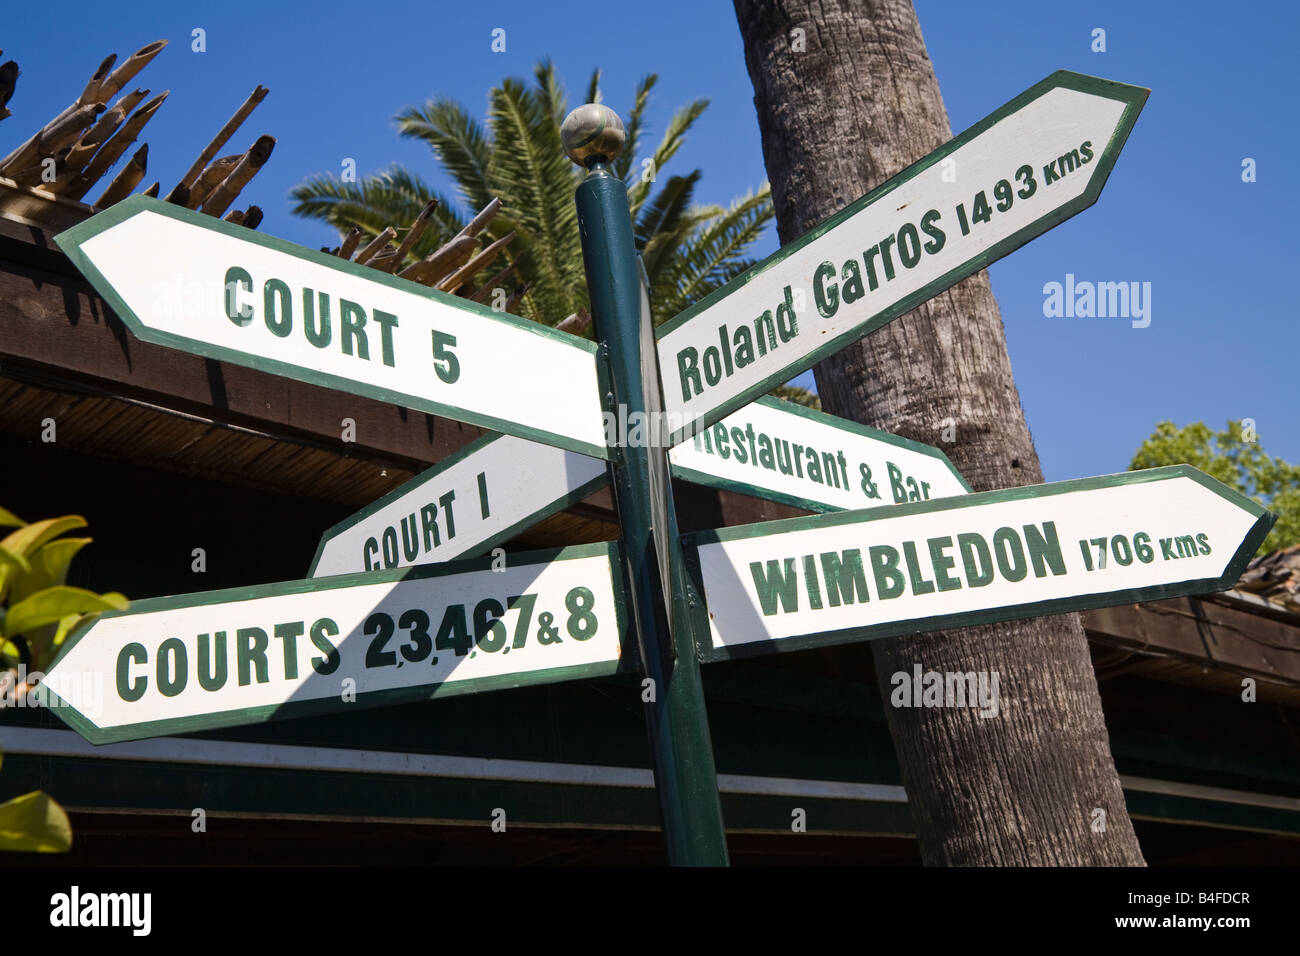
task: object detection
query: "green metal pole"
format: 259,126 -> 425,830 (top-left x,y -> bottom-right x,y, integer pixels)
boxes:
562,105 -> 729,866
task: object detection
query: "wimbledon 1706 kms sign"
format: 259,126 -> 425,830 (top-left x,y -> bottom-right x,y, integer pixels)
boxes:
683,467 -> 1274,662
55,196 -> 610,459
656,70 -> 1149,442
35,543 -> 627,744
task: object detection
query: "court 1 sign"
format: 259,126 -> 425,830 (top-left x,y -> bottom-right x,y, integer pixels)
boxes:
656,71 -> 1148,443
683,467 -> 1274,663
309,432 -> 609,578
668,395 -> 970,513
55,196 -> 610,459
34,542 -> 627,745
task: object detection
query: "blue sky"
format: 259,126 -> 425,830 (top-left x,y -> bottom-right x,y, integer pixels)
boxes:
4,0 -> 1296,482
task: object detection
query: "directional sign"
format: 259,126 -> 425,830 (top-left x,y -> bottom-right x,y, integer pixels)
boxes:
683,467 -> 1274,662
35,542 -> 627,744
668,395 -> 970,513
55,196 -> 610,458
656,71 -> 1148,443
309,432 -> 609,577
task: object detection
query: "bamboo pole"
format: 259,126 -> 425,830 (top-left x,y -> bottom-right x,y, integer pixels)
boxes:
165,182 -> 190,207
504,282 -> 532,314
555,308 -> 592,335
223,209 -> 245,225
0,102 -> 104,178
0,60 -> 18,121
142,181 -> 159,197
95,40 -> 167,104
241,205 -> 264,230
469,261 -> 519,303
93,143 -> 147,209
426,243 -> 477,287
50,89 -> 147,192
455,196 -> 502,240
437,231 -> 514,293
174,85 -> 269,193
1,50 -> 115,170
353,225 -> 396,264
0,43 -> 160,173
62,91 -> 168,200
337,225 -> 363,260
397,234 -> 477,283
199,134 -> 275,217
186,155 -> 241,209
383,198 -> 438,270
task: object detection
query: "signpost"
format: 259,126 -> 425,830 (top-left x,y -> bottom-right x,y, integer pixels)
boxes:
54,196 -> 611,459
41,71 -> 1259,869
35,543 -> 627,744
683,467 -> 1274,662
668,395 -> 970,513
655,71 -> 1149,442
308,432 -> 609,577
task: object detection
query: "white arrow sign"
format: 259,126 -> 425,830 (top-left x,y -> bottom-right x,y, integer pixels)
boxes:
656,71 -> 1148,443
309,432 -> 609,577
55,196 -> 610,459
683,467 -> 1273,662
35,543 -> 627,744
668,395 -> 970,513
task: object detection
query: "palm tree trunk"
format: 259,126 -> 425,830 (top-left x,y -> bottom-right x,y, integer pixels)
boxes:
732,0 -> 1145,865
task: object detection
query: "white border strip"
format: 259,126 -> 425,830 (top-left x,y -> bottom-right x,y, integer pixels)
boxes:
0,726 -> 906,802
4,727 -> 1296,812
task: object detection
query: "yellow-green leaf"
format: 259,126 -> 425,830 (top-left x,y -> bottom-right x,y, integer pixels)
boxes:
3,587 -> 128,639
0,791 -> 72,852
0,516 -> 87,559
8,538 -> 92,606
0,507 -> 24,528
0,546 -> 31,576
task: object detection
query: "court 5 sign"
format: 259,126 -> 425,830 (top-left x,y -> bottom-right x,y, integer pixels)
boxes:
684,467 -> 1273,662
656,71 -> 1148,442
55,196 -> 610,458
35,543 -> 627,744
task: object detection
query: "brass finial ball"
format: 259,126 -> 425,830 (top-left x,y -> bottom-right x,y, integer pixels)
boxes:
561,104 -> 626,167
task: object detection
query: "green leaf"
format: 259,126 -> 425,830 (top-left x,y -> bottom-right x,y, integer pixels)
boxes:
0,546 -> 31,576
8,537 -> 91,607
0,516 -> 87,559
0,507 -> 25,528
0,791 -> 72,853
3,586 -> 128,639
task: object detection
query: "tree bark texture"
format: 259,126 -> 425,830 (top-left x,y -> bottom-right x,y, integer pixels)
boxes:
733,0 -> 1145,865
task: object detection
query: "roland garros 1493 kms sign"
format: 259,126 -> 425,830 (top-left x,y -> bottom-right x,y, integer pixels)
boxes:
35,543 -> 627,744
683,467 -> 1274,662
655,70 -> 1148,443
55,196 -> 611,459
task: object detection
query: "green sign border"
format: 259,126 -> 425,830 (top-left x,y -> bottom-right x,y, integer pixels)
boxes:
682,466 -> 1274,663
656,70 -> 1149,444
668,394 -> 972,513
307,431 -> 611,577
54,195 -> 612,460
34,541 -> 631,745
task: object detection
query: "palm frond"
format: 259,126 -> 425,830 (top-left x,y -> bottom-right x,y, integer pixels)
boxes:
394,99 -> 494,213
290,166 -> 466,260
626,97 -> 708,216
651,184 -> 773,322
613,73 -> 657,183
585,68 -> 602,106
